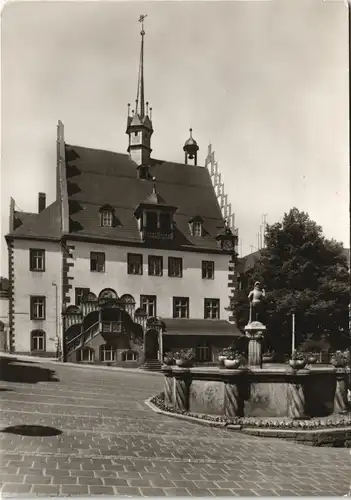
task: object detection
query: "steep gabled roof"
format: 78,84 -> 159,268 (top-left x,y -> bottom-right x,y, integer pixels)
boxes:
7,201 -> 61,240
64,144 -> 227,251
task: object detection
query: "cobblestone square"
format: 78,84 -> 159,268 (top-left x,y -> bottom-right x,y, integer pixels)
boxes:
1,357 -> 350,496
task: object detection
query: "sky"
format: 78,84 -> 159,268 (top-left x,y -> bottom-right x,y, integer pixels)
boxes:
1,0 -> 349,275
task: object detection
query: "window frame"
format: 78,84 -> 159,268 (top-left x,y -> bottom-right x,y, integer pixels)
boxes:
100,210 -> 113,228
30,296 -> 46,320
123,350 -> 138,361
140,295 -> 157,318
30,330 -> 46,352
78,347 -> 94,362
202,260 -> 215,280
193,220 -> 203,237
127,253 -> 143,275
148,255 -> 163,276
100,345 -> 116,362
29,249 -> 45,272
168,257 -> 183,278
196,345 -> 211,363
204,298 -> 220,319
173,296 -> 189,319
90,252 -> 105,273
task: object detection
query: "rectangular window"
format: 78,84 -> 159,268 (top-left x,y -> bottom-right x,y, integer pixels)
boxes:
140,295 -> 157,318
30,296 -> 46,320
30,249 -> 45,272
75,288 -> 90,306
31,331 -> 46,351
173,297 -> 189,319
204,298 -> 220,319
146,211 -> 158,231
127,253 -> 143,275
168,257 -> 183,278
101,210 -> 113,227
101,346 -> 116,362
193,221 -> 202,237
148,255 -> 163,276
90,252 -> 105,272
202,261 -> 215,279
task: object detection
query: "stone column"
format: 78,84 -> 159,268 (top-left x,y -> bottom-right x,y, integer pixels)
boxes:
244,322 -> 266,368
287,381 -> 306,419
163,370 -> 173,408
224,381 -> 242,417
334,370 -> 348,413
174,371 -> 190,412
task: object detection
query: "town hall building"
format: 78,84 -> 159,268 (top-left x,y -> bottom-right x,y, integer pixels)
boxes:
5,19 -> 241,368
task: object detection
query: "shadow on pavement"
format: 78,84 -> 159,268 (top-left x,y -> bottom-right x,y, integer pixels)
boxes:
0,357 -> 59,383
0,388 -> 13,391
1,425 -> 62,437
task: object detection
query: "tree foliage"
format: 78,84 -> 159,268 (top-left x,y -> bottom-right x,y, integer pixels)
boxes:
234,208 -> 350,353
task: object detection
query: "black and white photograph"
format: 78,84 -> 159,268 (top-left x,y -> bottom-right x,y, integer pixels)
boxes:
0,0 -> 350,497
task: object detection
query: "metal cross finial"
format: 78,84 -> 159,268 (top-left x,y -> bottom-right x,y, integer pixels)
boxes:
139,14 -> 147,35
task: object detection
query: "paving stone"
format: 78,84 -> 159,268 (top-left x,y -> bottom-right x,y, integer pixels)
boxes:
0,474 -> 23,484
24,474 -> 52,484
1,483 -> 33,494
60,484 -> 90,495
139,487 -> 167,496
114,486 -> 143,496
209,489 -> 239,496
78,476 -> 104,485
128,479 -> 152,487
89,485 -> 115,495
102,478 -> 129,487
30,484 -> 61,495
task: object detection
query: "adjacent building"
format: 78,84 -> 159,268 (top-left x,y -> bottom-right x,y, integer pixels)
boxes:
5,20 -> 241,368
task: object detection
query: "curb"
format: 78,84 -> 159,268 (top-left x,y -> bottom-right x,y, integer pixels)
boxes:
144,397 -> 241,429
0,352 -> 162,377
145,396 -> 351,446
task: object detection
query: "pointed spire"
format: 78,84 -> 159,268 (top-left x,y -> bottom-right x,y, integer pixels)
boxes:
136,14 -> 147,118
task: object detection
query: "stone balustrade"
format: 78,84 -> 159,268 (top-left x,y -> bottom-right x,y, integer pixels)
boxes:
162,365 -> 350,419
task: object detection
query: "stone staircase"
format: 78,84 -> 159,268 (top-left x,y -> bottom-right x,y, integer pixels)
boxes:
141,358 -> 162,371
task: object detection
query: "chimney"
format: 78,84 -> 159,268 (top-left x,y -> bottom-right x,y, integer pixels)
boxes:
38,193 -> 46,213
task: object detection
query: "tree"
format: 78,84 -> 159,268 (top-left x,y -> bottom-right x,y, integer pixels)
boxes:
234,208 -> 350,354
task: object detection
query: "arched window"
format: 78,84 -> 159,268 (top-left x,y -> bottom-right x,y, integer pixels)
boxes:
100,344 -> 116,362
122,350 -> 138,362
31,330 -> 46,352
78,347 -> 94,362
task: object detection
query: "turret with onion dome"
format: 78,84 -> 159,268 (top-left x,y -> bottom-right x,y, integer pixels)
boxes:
183,128 -> 199,165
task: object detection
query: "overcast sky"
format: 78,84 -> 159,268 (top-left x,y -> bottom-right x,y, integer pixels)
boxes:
1,0 -> 349,275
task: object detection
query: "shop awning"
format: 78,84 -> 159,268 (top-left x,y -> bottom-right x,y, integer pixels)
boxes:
162,319 -> 242,337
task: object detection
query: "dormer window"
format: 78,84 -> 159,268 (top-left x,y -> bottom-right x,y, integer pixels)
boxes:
99,205 -> 115,228
189,216 -> 204,237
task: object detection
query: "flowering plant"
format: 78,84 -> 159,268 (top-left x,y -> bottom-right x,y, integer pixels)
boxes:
173,349 -> 195,361
290,350 -> 306,361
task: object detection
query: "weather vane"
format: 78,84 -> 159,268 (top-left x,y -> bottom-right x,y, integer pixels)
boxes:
139,14 -> 147,35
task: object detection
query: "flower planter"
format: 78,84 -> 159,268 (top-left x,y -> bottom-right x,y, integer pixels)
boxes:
163,357 -> 175,366
218,355 -> 227,362
307,355 -> 318,364
289,359 -> 306,370
175,359 -> 193,368
224,358 -> 241,370
331,358 -> 346,368
262,355 -> 274,363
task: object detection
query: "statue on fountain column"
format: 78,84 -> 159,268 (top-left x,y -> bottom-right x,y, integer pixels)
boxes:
248,282 -> 266,324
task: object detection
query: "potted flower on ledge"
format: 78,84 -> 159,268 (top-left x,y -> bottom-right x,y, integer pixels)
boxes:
330,350 -> 348,368
289,350 -> 307,370
218,348 -> 230,366
174,349 -> 195,368
306,352 -> 319,364
224,350 -> 246,370
163,351 -> 175,366
262,348 -> 275,363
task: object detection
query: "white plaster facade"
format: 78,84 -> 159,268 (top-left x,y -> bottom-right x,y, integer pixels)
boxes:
12,239 -> 62,354
67,240 -> 231,320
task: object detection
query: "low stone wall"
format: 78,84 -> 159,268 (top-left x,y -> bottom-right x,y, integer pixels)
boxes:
163,365 -> 349,419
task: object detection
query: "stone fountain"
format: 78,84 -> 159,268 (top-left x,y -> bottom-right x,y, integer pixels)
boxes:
162,284 -> 349,420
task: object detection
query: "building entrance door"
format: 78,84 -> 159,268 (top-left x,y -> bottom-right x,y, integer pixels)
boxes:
145,329 -> 159,360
